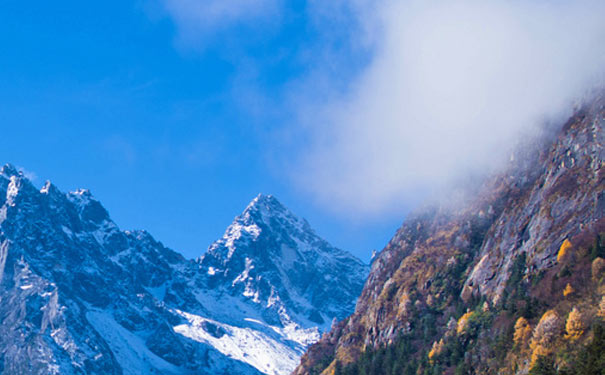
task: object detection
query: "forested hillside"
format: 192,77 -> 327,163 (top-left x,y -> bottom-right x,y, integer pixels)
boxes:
294,94 -> 605,375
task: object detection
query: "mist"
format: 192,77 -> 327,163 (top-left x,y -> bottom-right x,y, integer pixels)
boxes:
293,0 -> 605,217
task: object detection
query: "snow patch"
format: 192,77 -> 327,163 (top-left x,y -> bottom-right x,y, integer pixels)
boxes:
86,310 -> 181,375
173,310 -> 302,375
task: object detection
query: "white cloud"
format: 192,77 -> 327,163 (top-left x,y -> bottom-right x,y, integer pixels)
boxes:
154,0 -> 605,218
161,0 -> 282,45
292,0 -> 605,216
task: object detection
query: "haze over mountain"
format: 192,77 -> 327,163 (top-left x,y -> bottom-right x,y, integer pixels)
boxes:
294,92 -> 605,375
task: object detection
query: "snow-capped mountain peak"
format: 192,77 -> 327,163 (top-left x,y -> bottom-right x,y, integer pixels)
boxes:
0,166 -> 40,210
198,194 -> 369,332
242,194 -> 306,228
0,179 -> 368,375
209,194 -> 314,262
0,163 -> 20,178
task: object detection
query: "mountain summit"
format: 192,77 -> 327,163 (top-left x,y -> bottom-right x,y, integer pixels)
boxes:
0,176 -> 368,375
199,193 -> 368,330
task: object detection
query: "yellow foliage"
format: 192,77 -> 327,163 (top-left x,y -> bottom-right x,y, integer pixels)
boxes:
513,317 -> 532,349
530,309 -> 562,365
563,283 -> 575,297
565,307 -> 584,340
530,310 -> 561,366
457,311 -> 474,335
598,296 -> 605,318
557,239 -> 572,262
428,338 -> 444,363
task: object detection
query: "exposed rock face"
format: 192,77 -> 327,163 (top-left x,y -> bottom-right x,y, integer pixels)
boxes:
198,195 -> 368,330
0,169 -> 368,375
294,93 -> 605,375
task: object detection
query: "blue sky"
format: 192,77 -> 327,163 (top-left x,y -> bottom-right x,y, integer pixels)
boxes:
0,0 -> 399,261
1,0 -> 603,261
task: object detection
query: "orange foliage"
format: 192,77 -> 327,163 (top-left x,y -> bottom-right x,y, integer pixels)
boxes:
557,239 -> 572,262
513,317 -> 532,349
530,310 -> 561,365
565,307 -> 584,340
428,338 -> 444,363
457,311 -> 474,335
563,283 -> 575,297
531,344 -> 552,366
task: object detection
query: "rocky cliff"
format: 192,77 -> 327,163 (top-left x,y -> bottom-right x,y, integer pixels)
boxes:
294,93 -> 605,375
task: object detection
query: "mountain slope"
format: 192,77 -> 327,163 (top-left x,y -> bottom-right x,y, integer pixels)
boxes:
0,171 -> 368,375
198,194 -> 367,330
176,195 -> 369,374
294,93 -> 605,375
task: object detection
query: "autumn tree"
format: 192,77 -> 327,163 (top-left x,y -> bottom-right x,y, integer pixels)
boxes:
598,296 -> 605,319
530,310 -> 561,365
529,355 -> 556,375
428,338 -> 444,363
456,311 -> 474,335
514,317 -> 532,350
558,239 -> 572,263
563,283 -> 575,297
564,307 -> 584,341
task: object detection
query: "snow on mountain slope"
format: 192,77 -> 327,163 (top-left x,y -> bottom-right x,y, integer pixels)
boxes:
173,310 -> 302,375
85,309 -> 182,375
0,168 -> 368,375
169,194 -> 369,374
197,195 -> 368,331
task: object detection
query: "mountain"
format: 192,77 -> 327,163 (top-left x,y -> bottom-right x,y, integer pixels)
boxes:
294,93 -> 605,375
197,194 -> 368,331
0,171 -> 368,375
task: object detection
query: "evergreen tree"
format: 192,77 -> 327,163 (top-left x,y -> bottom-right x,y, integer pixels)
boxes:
529,355 -> 556,375
590,234 -> 604,260
334,360 -> 343,375
572,323 -> 605,375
